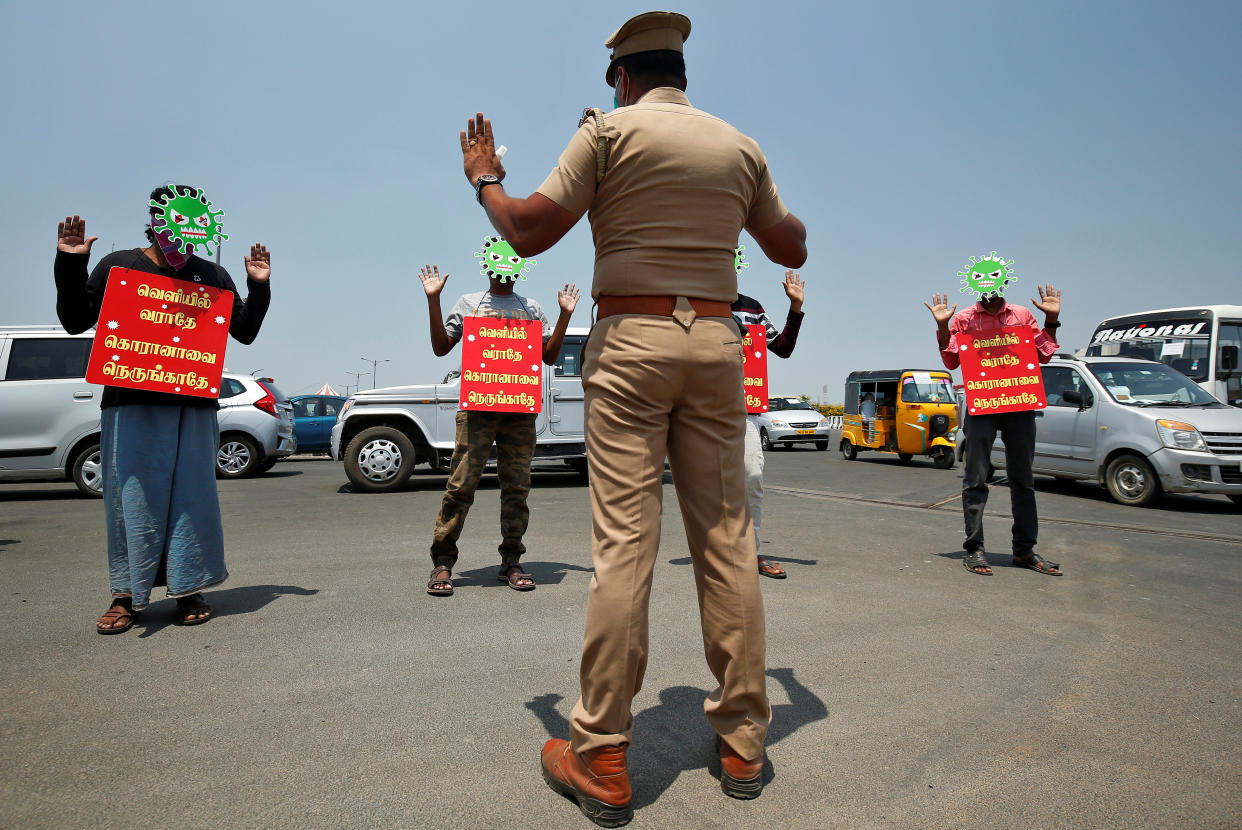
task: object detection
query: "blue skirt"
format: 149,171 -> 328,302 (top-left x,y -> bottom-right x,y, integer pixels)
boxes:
101,405 -> 228,610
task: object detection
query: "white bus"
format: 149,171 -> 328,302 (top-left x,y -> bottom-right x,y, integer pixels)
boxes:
1085,305 -> 1242,406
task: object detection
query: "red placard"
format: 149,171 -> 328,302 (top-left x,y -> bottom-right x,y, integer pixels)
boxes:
957,325 -> 1047,415
85,267 -> 233,398
458,317 -> 543,413
742,324 -> 769,413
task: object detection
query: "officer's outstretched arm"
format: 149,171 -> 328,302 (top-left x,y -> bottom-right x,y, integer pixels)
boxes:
479,189 -> 579,258
750,212 -> 807,268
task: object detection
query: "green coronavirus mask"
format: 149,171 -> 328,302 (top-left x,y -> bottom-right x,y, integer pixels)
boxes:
958,252 -> 1016,299
149,187 -> 228,257
734,244 -> 750,274
475,236 -> 536,283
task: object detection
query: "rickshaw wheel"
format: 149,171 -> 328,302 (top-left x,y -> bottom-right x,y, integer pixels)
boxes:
897,453 -> 914,464
933,447 -> 955,470
840,440 -> 857,461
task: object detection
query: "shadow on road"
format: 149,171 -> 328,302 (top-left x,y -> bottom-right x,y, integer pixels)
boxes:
526,666 -> 828,808
134,583 -> 319,638
667,555 -> 820,567
337,469 -> 589,495
0,538 -> 19,552
0,488 -> 94,503
454,560 -> 594,588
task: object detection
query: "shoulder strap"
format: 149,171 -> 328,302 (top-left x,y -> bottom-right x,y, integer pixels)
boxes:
579,107 -> 611,185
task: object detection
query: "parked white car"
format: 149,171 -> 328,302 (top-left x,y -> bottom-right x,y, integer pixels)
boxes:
0,325 -> 294,496
756,396 -> 833,450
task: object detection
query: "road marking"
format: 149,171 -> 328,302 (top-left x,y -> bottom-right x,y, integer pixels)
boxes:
766,485 -> 1242,546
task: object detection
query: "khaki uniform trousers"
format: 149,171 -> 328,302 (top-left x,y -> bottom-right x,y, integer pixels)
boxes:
570,311 -> 771,761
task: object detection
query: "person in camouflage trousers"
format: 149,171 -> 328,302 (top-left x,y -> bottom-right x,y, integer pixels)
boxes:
430,409 -> 537,580
418,263 -> 580,596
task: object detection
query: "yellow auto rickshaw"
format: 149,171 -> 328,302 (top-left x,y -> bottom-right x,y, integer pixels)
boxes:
840,369 -> 957,469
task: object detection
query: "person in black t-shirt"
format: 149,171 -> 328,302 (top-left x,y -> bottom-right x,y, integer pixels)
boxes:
55,185 -> 273,634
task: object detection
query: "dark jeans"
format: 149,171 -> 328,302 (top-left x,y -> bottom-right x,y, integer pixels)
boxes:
961,410 -> 1038,556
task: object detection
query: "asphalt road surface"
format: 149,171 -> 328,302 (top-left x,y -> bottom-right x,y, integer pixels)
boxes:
2,438 -> 1240,829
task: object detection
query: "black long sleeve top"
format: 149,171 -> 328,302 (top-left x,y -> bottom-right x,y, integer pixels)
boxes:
54,248 -> 271,409
730,292 -> 804,358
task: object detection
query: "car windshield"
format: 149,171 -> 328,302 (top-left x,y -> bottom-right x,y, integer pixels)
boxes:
768,398 -> 815,411
901,377 -> 954,403
1086,362 -> 1221,407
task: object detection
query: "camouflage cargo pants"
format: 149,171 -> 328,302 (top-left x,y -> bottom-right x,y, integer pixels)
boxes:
430,410 -> 536,570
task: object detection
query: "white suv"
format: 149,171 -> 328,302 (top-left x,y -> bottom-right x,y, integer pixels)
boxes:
0,326 -> 295,496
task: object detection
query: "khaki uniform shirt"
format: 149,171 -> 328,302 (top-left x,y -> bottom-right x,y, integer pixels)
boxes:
537,88 -> 788,302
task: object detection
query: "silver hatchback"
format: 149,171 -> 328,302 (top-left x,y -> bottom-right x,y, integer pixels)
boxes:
988,355 -> 1242,507
0,326 -> 294,495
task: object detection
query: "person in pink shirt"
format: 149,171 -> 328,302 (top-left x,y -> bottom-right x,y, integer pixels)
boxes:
925,284 -> 1064,576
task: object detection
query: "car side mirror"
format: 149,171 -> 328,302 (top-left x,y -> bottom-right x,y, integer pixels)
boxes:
1061,389 -> 1089,411
1220,345 -> 1239,377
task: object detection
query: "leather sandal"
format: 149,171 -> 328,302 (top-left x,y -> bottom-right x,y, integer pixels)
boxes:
175,593 -> 213,625
498,565 -> 536,591
962,550 -> 993,575
1012,553 -> 1062,575
96,599 -> 137,635
427,566 -> 454,597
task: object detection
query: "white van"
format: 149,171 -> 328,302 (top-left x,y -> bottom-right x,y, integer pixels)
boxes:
1085,305 -> 1242,406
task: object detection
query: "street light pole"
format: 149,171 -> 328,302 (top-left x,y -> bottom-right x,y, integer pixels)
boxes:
360,357 -> 390,390
346,370 -> 370,393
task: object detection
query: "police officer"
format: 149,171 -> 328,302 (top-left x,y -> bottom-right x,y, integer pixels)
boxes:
459,11 -> 806,824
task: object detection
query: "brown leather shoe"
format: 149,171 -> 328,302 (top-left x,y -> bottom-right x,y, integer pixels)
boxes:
540,739 -> 633,827
718,737 -> 765,799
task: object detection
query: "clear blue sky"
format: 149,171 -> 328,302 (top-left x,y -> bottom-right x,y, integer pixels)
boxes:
3,0 -> 1239,401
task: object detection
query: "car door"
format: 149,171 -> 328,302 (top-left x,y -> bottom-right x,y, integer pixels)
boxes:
547,334 -> 586,436
0,336 -> 97,472
1033,365 -> 1099,476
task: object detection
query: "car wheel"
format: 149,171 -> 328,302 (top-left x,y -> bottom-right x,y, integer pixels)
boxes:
932,447 -> 955,470
815,440 -> 829,451
1104,453 -> 1161,507
344,427 -> 415,492
760,428 -> 773,451
897,452 -> 914,464
840,440 -> 857,461
71,442 -> 104,497
217,435 -> 260,479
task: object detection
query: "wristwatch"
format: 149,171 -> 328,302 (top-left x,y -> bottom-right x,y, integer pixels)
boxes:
474,174 -> 501,204
1045,321 -> 1061,330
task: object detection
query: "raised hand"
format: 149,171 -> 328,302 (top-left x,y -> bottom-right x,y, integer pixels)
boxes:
419,264 -> 449,298
782,270 -> 804,311
460,112 -> 506,184
1032,283 -> 1061,320
558,283 -> 580,315
244,243 -> 271,283
57,215 -> 98,255
923,292 -> 958,326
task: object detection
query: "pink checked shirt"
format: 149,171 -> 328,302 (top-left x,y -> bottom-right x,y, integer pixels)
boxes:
938,300 -> 1059,370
